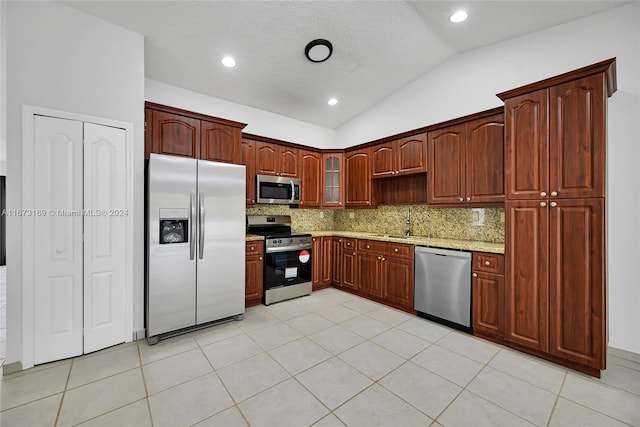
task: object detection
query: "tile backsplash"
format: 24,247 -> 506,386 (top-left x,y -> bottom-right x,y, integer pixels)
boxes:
246,204 -> 504,243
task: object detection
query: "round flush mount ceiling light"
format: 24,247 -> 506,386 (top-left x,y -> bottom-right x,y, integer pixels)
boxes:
327,98 -> 338,106
221,56 -> 236,68
449,10 -> 468,23
305,39 -> 333,63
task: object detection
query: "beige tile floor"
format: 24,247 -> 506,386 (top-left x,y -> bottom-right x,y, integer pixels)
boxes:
1,287 -> 639,427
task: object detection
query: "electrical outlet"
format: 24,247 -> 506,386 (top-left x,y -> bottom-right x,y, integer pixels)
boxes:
472,211 -> 480,222
319,211 -> 324,219
349,212 -> 355,219
471,208 -> 485,226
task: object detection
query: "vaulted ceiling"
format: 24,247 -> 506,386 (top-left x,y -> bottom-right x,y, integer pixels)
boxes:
63,1 -> 631,128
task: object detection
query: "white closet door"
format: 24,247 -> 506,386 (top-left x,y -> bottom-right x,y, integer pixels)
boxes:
34,116 -> 84,364
83,123 -> 127,353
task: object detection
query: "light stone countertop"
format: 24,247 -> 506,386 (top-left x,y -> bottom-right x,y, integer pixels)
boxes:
245,234 -> 265,242
297,230 -> 504,254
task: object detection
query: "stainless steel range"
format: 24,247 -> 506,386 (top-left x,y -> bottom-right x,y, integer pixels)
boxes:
247,215 -> 312,305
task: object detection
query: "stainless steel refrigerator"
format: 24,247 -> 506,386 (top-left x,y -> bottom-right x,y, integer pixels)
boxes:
146,153 -> 245,344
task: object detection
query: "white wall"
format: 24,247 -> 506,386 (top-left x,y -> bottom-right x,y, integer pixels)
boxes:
336,4 -> 640,353
146,79 -> 336,149
5,2 -> 145,366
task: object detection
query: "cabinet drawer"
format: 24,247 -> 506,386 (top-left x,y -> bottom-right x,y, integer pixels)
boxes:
473,252 -> 504,274
358,239 -> 386,253
358,239 -> 413,258
245,241 -> 264,255
343,238 -> 357,250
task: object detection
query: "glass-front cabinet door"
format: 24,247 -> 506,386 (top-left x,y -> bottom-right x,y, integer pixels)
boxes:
322,153 -> 344,207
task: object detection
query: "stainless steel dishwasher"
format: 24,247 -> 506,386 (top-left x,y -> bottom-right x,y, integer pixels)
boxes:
414,246 -> 472,332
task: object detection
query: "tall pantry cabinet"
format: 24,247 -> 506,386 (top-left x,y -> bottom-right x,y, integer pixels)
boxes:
498,58 -> 616,376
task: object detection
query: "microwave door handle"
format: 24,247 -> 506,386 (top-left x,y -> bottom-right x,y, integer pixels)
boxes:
290,180 -> 295,203
189,192 -> 196,260
198,191 -> 205,259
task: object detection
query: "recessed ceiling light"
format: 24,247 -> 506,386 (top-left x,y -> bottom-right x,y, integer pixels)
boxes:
449,10 -> 468,23
221,56 -> 236,68
305,39 -> 333,63
328,98 -> 338,106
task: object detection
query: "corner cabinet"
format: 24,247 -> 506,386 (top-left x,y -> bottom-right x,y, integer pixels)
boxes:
427,111 -> 504,206
345,148 -> 374,208
144,102 -> 246,162
498,58 -> 615,376
322,152 -> 344,208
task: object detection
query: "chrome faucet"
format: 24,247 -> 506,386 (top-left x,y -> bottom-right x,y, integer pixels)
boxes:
402,209 -> 411,237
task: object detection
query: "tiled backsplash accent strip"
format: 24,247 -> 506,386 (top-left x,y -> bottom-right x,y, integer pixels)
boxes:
246,204 -> 504,243
246,205 -> 335,231
333,205 -> 505,243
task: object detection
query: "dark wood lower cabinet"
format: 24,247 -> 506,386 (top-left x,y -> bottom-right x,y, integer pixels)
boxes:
382,256 -> 414,309
245,241 -> 264,307
342,245 -> 358,291
332,238 -> 343,286
312,237 -> 333,291
472,253 -> 505,339
357,252 -> 382,298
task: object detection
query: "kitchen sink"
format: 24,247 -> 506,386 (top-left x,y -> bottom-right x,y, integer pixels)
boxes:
377,234 -> 416,240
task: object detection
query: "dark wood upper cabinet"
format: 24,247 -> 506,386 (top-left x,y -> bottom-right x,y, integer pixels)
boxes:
466,115 -> 504,203
150,110 -> 201,158
549,74 -> 606,199
145,102 -> 246,162
428,113 -> 504,206
427,124 -> 465,204
371,133 -> 427,178
255,142 -> 279,175
241,138 -> 256,207
371,143 -> 395,178
255,142 -> 299,178
503,89 -> 549,200
200,120 -> 241,164
397,134 -> 427,175
300,150 -> 321,208
345,148 -> 374,208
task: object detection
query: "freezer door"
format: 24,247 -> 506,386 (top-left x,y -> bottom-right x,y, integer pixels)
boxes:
147,154 -> 197,337
196,160 -> 246,324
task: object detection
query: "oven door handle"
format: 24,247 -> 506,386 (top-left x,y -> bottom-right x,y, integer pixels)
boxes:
265,244 -> 312,254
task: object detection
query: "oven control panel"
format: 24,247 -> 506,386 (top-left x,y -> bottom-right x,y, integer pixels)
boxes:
265,236 -> 312,252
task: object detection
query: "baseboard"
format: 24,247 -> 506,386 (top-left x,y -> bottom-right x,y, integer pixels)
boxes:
3,361 -> 23,376
133,329 -> 146,341
608,346 -> 640,362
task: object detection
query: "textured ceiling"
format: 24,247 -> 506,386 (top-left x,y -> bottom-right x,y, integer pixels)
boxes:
62,1 -> 630,129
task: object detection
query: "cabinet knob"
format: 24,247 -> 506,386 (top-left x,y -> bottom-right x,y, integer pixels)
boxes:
394,248 -> 398,252
540,202 -> 547,207
396,171 -> 399,174
466,197 -> 471,201
366,245 -> 370,249
252,199 -> 255,203
378,256 -> 381,260
382,257 -> 386,261
353,252 -> 356,256
540,191 -> 547,197
473,272 -> 478,278
367,201 -> 370,205
459,198 -> 464,202
484,260 -> 491,266
250,246 -> 254,251
259,256 -> 262,260
550,202 -> 557,207
551,191 -> 558,197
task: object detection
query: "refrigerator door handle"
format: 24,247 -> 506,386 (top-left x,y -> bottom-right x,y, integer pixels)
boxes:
189,191 -> 196,260
198,191 -> 205,259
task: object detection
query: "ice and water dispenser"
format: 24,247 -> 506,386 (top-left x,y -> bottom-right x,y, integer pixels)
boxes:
159,208 -> 189,244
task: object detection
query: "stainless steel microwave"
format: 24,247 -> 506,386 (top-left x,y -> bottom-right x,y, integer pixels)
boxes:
256,174 -> 301,205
